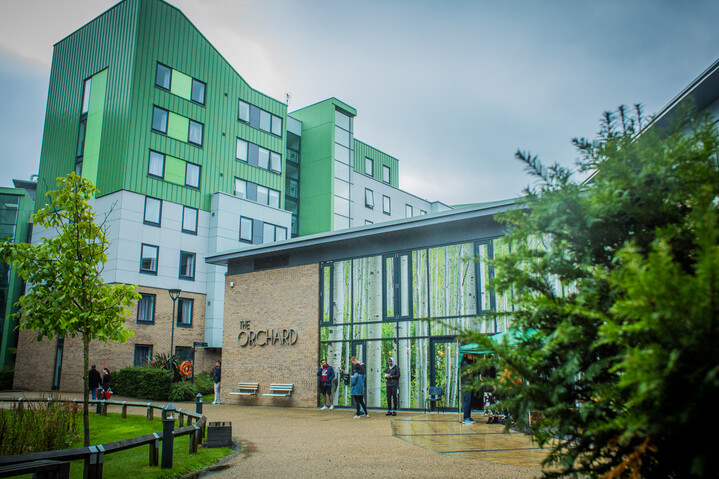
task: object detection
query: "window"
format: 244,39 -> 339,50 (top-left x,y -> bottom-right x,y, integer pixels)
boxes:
179,251 -> 195,280
144,196 -> 162,226
152,106 -> 168,134
140,244 -> 158,274
177,298 -> 193,326
270,151 -> 282,173
175,346 -> 193,362
257,185 -> 268,205
134,345 -> 153,366
365,220 -> 373,225
275,226 -> 287,241
383,195 -> 391,215
365,188 -> 374,208
156,63 -> 171,90
188,120 -> 203,146
258,147 -> 270,169
191,79 -> 205,105
271,115 -> 282,136
384,252 -> 413,319
260,110 -> 271,132
365,157 -> 373,176
263,223 -> 275,243
239,216 -> 253,243
405,204 -> 413,217
76,120 -> 87,158
420,210 -> 427,215
238,100 -> 250,123
137,293 -> 156,323
235,178 -> 247,199
182,206 -> 197,234
81,78 -> 92,114
185,163 -> 200,189
236,139 -> 248,162
383,165 -> 391,183
268,189 -> 280,208
148,150 -> 165,178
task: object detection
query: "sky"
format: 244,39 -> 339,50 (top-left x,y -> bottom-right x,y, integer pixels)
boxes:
0,0 -> 718,205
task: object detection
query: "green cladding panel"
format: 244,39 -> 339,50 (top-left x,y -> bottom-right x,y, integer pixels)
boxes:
36,0 -> 287,213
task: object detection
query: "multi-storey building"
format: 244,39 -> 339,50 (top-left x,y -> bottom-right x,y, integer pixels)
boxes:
12,0 -> 449,391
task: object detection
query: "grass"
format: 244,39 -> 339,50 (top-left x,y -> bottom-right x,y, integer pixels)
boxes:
16,412 -> 233,479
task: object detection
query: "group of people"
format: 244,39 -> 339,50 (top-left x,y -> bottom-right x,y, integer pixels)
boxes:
88,364 -> 111,400
316,356 -> 400,418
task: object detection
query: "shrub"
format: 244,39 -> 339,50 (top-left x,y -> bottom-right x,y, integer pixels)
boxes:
0,367 -> 14,390
0,400 -> 80,455
169,373 -> 215,402
113,367 -> 171,401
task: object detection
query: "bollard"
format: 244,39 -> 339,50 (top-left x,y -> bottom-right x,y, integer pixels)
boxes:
196,393 -> 203,415
179,412 -> 185,427
122,402 -> 128,419
161,404 -> 176,469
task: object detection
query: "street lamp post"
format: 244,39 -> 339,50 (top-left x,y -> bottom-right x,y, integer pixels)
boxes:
168,289 -> 181,362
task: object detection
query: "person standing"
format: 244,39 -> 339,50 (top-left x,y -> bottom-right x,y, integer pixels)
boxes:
212,361 -> 221,405
89,365 -> 101,400
316,359 -> 335,409
384,357 -> 400,416
350,363 -> 368,418
101,368 -> 111,398
461,354 -> 476,424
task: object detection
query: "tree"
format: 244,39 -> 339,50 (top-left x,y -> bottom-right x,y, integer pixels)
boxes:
462,108 -> 719,477
0,173 -> 140,447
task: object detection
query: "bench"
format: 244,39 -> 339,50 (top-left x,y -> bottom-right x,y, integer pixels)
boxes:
262,383 -> 294,397
229,382 -> 259,397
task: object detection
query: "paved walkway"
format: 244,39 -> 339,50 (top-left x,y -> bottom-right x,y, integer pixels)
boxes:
1,391 -> 544,478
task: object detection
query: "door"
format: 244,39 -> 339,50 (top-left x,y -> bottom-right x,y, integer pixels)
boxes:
429,337 -> 459,409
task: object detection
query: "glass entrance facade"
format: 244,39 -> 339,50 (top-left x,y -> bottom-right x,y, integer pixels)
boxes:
318,237 -> 512,410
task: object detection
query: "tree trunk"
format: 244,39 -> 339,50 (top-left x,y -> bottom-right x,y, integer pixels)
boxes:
83,336 -> 90,447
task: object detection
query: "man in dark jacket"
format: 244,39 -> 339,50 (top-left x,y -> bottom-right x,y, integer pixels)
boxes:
384,357 -> 400,416
316,359 -> 335,409
89,365 -> 101,400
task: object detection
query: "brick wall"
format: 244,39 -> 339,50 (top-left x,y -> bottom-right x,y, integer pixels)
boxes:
222,263 -> 318,407
13,286 -> 210,392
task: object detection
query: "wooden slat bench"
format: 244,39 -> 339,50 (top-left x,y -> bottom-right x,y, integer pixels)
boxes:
229,382 -> 259,397
262,383 -> 294,397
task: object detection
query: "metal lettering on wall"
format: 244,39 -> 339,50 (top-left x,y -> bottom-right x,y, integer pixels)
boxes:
237,321 -> 298,347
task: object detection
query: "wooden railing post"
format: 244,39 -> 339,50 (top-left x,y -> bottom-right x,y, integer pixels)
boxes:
147,403 -> 154,421
149,433 -> 160,467
85,445 -> 105,479
122,402 -> 127,419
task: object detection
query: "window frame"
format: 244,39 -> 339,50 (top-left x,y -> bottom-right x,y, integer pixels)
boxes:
365,188 -> 374,209
148,150 -> 165,179
136,293 -> 156,324
383,195 -> 391,215
151,106 -> 169,134
143,196 -> 162,227
177,298 -> 194,327
236,138 -> 248,162
155,63 -> 172,91
140,243 -> 159,275
405,204 -> 413,218
382,251 -> 414,321
365,157 -> 374,177
179,251 -> 196,281
185,162 -> 201,189
239,216 -> 253,243
134,344 -> 153,366
191,78 -> 206,105
382,165 -> 391,183
182,206 -> 198,235
188,120 -> 203,147
238,100 -> 250,123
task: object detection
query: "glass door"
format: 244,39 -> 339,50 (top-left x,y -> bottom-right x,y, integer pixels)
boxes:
429,337 -> 459,410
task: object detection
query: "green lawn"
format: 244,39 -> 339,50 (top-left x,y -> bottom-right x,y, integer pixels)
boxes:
19,412 -> 233,479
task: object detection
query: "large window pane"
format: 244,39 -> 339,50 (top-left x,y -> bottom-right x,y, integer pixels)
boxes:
258,147 -> 270,169
188,120 -> 203,146
191,79 -> 205,104
239,216 -> 253,242
236,139 -> 248,162
335,144 -> 350,165
335,161 -> 349,182
365,188 -> 374,208
383,196 -> 391,215
334,214 -> 349,230
144,197 -> 162,226
179,251 -> 195,280
140,244 -> 158,274
365,157 -> 373,176
334,196 -> 349,217
182,206 -> 197,234
275,226 -> 287,241
156,64 -> 171,90
148,151 -> 164,178
263,223 -> 275,243
235,178 -> 247,199
268,189 -> 280,208
257,185 -> 269,205
270,151 -> 282,173
152,106 -> 168,133
239,100 -> 250,122
271,115 -> 282,136
137,294 -> 155,323
383,165 -> 391,183
177,298 -> 193,326
335,109 -> 351,131
335,126 -> 350,148
260,110 -> 271,132
185,163 -> 200,188
81,78 -> 92,114
335,179 -> 349,199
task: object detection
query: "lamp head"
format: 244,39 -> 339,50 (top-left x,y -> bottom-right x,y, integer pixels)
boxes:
168,289 -> 181,300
